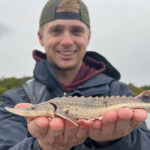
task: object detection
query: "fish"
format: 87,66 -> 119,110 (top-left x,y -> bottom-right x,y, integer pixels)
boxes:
5,90 -> 150,126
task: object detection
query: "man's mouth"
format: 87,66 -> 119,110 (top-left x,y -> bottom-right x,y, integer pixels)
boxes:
56,50 -> 77,56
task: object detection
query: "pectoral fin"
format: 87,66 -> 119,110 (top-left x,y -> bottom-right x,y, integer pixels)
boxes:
55,108 -> 78,126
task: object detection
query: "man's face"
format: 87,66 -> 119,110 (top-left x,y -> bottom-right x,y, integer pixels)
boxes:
38,19 -> 90,71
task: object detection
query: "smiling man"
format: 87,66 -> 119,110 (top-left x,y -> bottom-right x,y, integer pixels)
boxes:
0,0 -> 150,150
38,0 -> 91,86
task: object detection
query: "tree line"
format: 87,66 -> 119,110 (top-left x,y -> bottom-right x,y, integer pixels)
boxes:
0,77 -> 150,100
0,77 -> 32,99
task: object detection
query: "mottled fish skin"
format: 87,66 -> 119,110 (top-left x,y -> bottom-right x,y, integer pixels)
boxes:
5,90 -> 150,126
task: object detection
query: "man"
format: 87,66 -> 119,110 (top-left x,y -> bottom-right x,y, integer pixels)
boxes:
0,0 -> 150,149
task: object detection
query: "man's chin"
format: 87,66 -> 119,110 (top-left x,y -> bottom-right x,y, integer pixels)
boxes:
55,64 -> 77,71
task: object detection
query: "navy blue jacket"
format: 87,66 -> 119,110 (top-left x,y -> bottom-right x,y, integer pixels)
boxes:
0,51 -> 150,150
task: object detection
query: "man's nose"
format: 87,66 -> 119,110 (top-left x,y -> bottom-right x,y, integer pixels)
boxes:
60,31 -> 74,46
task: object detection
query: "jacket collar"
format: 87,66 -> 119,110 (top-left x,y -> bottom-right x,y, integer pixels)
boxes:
33,50 -> 120,93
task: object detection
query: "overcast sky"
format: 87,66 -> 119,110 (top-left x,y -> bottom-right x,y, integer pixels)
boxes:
0,0 -> 150,86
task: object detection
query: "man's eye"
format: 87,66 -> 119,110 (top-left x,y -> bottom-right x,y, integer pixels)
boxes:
72,29 -> 82,34
52,29 -> 62,34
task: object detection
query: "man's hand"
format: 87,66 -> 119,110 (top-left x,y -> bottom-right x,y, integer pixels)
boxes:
15,103 -> 89,150
89,108 -> 147,146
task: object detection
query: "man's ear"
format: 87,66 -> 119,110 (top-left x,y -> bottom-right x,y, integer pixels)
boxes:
38,31 -> 44,46
87,30 -> 91,45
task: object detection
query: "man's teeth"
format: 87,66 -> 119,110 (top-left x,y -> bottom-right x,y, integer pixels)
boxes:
58,51 -> 75,55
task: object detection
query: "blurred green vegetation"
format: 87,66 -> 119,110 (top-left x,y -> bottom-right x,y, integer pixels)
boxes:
128,83 -> 150,96
0,77 -> 32,98
0,77 -> 150,100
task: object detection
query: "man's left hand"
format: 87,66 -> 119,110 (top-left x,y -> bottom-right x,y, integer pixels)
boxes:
89,108 -> 147,145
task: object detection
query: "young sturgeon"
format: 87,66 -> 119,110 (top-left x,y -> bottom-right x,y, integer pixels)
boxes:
5,90 -> 150,126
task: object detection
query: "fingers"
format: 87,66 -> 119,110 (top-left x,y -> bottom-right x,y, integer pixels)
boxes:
117,108 -> 133,119
28,117 -> 50,139
36,118 -> 89,148
15,103 -> 32,108
28,117 -> 64,139
132,109 -> 147,121
77,120 -> 90,138
131,109 -> 147,128
46,128 -> 64,146
117,108 -> 147,131
63,120 -> 89,146
47,117 -> 65,145
92,119 -> 102,129
89,108 -> 147,142
115,108 -> 133,137
65,120 -> 76,129
102,111 -> 118,124
89,111 -> 117,141
28,117 -> 65,147
101,111 -> 117,136
64,120 -> 78,145
50,117 -> 65,131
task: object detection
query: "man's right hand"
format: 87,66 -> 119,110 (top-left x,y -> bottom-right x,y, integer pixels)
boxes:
15,103 -> 89,150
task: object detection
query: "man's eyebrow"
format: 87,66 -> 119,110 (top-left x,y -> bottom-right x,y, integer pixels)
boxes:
48,24 -> 64,31
71,25 -> 85,30
70,25 -> 86,33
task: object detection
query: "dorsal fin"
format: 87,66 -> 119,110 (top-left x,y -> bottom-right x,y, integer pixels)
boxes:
99,97 -> 104,100
94,97 -> 99,100
110,96 -> 115,99
121,95 -> 127,99
87,96 -> 93,100
105,96 -> 110,100
115,96 -> 121,99
73,96 -> 78,98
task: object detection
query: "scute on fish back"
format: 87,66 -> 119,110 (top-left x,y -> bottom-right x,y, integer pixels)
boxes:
5,90 -> 150,126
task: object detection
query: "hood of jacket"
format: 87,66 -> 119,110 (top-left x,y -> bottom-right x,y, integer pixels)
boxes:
32,50 -> 121,95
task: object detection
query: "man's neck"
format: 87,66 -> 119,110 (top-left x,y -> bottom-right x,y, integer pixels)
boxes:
54,64 -> 82,85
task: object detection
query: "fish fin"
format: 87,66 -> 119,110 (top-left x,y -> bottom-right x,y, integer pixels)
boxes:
98,116 -> 103,120
56,108 -> 78,126
136,90 -> 150,102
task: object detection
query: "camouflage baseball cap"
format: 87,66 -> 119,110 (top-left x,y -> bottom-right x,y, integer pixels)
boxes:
39,0 -> 90,28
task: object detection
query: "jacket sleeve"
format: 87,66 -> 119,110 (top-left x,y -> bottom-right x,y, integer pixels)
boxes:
0,89 -> 42,150
74,81 -> 150,150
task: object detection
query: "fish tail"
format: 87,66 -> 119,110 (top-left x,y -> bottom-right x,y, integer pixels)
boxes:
136,90 -> 150,103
